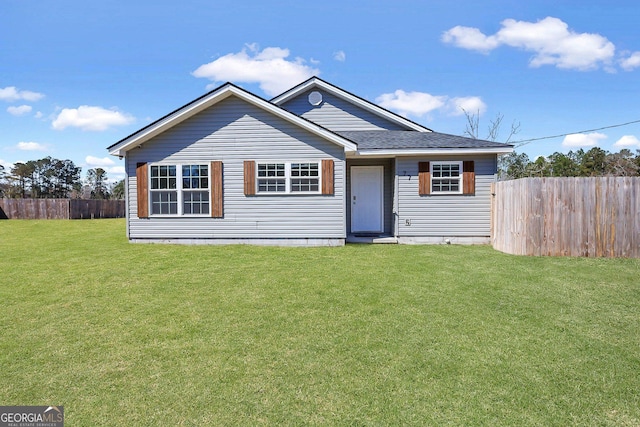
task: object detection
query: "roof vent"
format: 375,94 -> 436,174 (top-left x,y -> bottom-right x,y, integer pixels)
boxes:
308,91 -> 323,106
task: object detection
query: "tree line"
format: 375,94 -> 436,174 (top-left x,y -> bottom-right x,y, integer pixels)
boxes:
462,111 -> 640,180
499,147 -> 640,180
1,149 -> 638,199
0,156 -> 124,199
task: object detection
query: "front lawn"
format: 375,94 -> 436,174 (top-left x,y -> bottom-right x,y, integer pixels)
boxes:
1,219 -> 638,426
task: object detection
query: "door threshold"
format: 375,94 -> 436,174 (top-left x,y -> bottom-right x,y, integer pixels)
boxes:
347,235 -> 398,244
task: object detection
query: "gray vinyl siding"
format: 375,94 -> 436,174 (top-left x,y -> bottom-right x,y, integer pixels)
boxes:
279,89 -> 408,131
346,159 -> 394,235
126,96 -> 345,240
396,155 -> 497,237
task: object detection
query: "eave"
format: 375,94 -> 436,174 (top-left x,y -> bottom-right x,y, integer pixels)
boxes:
347,146 -> 514,158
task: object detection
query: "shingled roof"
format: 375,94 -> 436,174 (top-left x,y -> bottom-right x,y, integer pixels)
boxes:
337,130 -> 513,150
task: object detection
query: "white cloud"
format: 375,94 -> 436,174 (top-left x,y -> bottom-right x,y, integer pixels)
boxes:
376,90 -> 486,118
376,90 -> 446,117
446,96 -> 487,116
85,155 -> 115,167
620,52 -> 640,71
613,135 -> 640,147
441,26 -> 500,53
52,106 -> 135,131
17,141 -> 47,151
108,166 -> 125,175
0,86 -> 44,102
333,50 -> 346,62
34,111 -> 43,119
562,132 -> 607,147
7,105 -> 32,116
443,17 -> 616,71
106,166 -> 126,179
192,44 -> 320,97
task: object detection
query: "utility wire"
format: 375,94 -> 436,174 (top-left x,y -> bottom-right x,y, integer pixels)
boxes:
512,118 -> 640,147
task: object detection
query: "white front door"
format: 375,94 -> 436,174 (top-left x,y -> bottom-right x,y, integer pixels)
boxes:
350,166 -> 384,233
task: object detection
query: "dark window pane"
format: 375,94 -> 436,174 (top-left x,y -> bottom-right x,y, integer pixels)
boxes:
151,191 -> 178,215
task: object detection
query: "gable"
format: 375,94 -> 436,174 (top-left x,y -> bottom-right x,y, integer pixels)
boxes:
278,88 -> 409,132
272,77 -> 431,133
129,96 -> 348,164
108,83 -> 356,157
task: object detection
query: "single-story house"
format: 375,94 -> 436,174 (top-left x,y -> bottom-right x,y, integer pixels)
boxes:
108,77 -> 513,246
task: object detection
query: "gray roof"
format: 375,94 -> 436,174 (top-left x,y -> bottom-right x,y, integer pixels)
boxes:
337,130 -> 513,150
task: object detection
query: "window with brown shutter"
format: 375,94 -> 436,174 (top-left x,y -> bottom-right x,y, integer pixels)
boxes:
144,163 -> 213,216
136,162 -> 149,218
247,160 -> 327,194
420,161 -> 474,195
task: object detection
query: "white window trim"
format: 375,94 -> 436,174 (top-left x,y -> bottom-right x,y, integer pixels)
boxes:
430,161 -> 463,195
255,161 -> 322,195
149,163 -> 212,216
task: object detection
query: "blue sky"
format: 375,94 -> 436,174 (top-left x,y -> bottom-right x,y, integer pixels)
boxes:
2,0 -> 640,182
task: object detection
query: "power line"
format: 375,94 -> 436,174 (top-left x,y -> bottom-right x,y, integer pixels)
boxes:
513,118 -> 640,147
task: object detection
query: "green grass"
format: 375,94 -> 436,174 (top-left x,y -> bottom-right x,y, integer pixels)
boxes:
1,219 -> 639,426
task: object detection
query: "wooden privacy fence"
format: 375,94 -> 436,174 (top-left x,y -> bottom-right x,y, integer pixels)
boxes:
0,199 -> 125,220
491,177 -> 640,258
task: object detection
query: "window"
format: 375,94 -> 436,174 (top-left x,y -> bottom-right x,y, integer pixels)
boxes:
290,163 -> 319,192
431,161 -> 462,194
150,165 -> 178,215
182,165 -> 209,215
149,164 -> 209,215
257,163 -> 286,192
256,162 -> 320,194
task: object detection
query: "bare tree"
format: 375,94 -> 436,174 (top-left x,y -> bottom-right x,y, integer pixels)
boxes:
462,109 -> 521,143
462,109 -> 522,181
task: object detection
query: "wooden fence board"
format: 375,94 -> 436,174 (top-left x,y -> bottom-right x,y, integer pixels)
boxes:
70,199 -> 125,219
492,177 -> 640,258
0,199 -> 124,220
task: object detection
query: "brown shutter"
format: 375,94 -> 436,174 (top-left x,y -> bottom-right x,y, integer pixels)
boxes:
321,159 -> 334,195
243,160 -> 255,196
418,161 -> 430,195
136,162 -> 149,218
211,161 -> 223,218
463,161 -> 475,195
